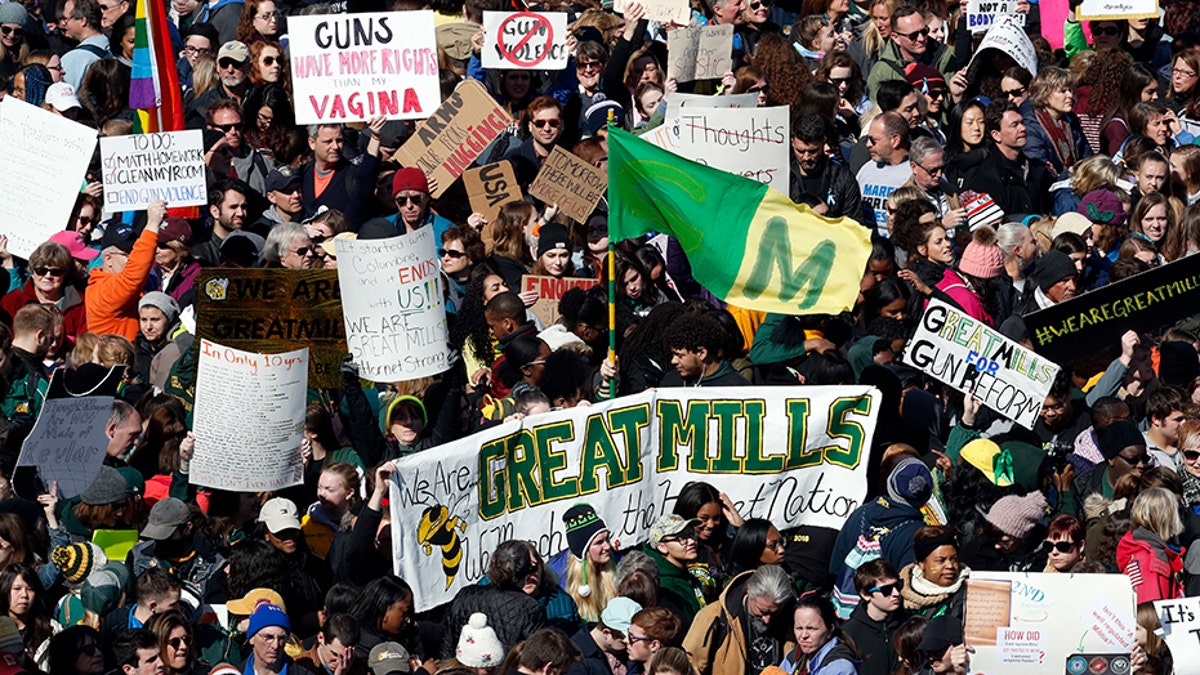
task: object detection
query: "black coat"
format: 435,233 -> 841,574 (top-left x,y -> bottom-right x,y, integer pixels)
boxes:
439,584 -> 548,658
841,601 -> 905,675
567,625 -> 630,675
959,144 -> 1050,218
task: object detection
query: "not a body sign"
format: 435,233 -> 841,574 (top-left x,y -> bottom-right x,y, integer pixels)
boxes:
289,11 -> 441,123
483,12 -> 569,70
101,130 -> 206,210
966,0 -> 1025,33
905,299 -> 1059,429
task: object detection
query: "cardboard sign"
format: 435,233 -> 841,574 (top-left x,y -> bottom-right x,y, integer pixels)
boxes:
464,161 -> 522,224
482,11 -> 569,70
970,14 -> 1036,74
1155,598 -> 1200,675
100,130 -> 206,210
336,230 -> 451,382
528,146 -> 606,223
675,106 -> 790,189
288,11 -> 441,123
194,269 -> 346,388
0,96 -> 97,259
965,572 -> 1134,675
390,385 -> 881,610
192,341 -> 307,492
1078,0 -> 1157,20
395,79 -> 514,198
521,275 -> 601,327
1024,254 -> 1200,364
905,299 -> 1060,430
966,0 -> 1025,33
614,0 -> 689,25
667,24 -> 733,83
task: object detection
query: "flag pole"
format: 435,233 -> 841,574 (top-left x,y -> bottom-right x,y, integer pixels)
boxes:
606,111 -> 617,399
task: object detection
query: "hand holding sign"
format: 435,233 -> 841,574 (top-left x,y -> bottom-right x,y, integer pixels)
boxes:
483,11 -> 569,70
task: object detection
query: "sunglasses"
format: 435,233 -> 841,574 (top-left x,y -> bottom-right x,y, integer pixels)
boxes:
168,635 -> 193,649
81,642 -> 100,656
628,635 -> 655,643
917,162 -> 945,174
1093,25 -> 1121,36
1003,86 -> 1026,97
291,246 -> 315,257
77,215 -> 95,225
210,122 -> 240,133
576,60 -> 602,71
533,118 -> 561,129
1184,449 -> 1200,462
828,76 -> 852,85
1043,540 -> 1077,553
927,88 -> 946,99
395,195 -> 425,206
661,530 -> 698,543
1119,452 -> 1150,465
261,55 -> 278,66
218,57 -> 247,69
748,0 -> 769,8
748,84 -> 769,94
439,248 -> 467,259
1,26 -> 23,37
34,267 -> 65,277
895,26 -> 929,41
256,10 -> 280,19
869,580 -> 904,596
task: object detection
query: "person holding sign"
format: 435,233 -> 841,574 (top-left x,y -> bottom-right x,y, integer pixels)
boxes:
299,118 -> 386,226
85,200 -> 165,342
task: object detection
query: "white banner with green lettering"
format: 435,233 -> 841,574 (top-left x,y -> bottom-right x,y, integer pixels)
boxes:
389,385 -> 880,610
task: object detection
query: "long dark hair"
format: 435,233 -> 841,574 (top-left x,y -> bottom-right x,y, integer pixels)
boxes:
727,518 -> 776,576
350,575 -> 413,635
48,625 -> 102,675
0,563 -> 52,655
673,482 -> 731,551
450,263 -> 504,367
1101,63 -> 1156,140
946,98 -> 987,157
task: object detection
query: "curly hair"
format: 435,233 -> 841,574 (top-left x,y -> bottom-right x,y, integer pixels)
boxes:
236,0 -> 279,43
751,31 -> 811,108
662,312 -> 726,356
1080,48 -> 1134,117
892,199 -> 939,259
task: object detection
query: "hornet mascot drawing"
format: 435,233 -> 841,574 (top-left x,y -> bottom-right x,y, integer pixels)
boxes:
418,504 -> 467,589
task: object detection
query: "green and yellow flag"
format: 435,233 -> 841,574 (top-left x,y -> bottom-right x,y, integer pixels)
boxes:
607,127 -> 873,315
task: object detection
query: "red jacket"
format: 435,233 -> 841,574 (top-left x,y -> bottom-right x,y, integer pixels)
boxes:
1116,527 -> 1184,605
0,280 -> 88,339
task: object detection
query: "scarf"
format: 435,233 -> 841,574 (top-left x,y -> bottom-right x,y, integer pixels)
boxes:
1035,107 -> 1076,170
900,562 -> 970,609
1182,468 -> 1200,508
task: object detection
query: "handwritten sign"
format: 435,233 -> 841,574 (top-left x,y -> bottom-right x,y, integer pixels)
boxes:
464,161 -> 522,226
905,299 -> 1059,430
1024,254 -> 1200,364
528,146 -> 606,223
192,341 -> 307,492
966,0 -> 1025,33
394,79 -> 513,198
674,106 -> 790,189
288,11 -> 441,123
521,275 -> 600,327
614,0 -> 689,24
336,230 -> 450,382
664,91 -> 758,122
1078,0 -> 1157,20
483,11 -> 568,70
667,24 -> 733,83
970,14 -> 1036,74
0,96 -> 97,258
1155,597 -> 1200,675
194,269 -> 345,388
100,130 -> 206,210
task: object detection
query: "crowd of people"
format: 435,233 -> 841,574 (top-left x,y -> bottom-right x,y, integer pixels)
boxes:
0,0 -> 1199,671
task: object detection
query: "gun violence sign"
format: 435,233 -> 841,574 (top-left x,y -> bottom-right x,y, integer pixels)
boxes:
482,11 -> 569,70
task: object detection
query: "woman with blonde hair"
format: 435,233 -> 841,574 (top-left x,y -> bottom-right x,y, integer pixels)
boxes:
1170,144 -> 1200,205
1051,154 -> 1123,216
1118,487 -> 1184,604
548,503 -> 618,622
848,0 -> 896,75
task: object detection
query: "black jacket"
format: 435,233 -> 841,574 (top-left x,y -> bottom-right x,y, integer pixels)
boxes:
299,151 -> 380,226
439,584 -> 548,658
959,143 -> 1049,218
841,601 -> 905,675
567,625 -> 629,675
788,154 -> 868,227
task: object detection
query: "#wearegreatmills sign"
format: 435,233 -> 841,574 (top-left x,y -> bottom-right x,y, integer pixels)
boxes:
192,341 -> 307,492
394,79 -> 514,198
667,24 -> 733,83
482,11 -> 569,70
389,385 -> 880,611
194,269 -> 346,388
528,146 -> 607,223
905,299 -> 1059,430
100,130 -> 207,210
288,11 -> 441,124
1023,254 -> 1200,364
464,161 -> 522,225
336,229 -> 451,382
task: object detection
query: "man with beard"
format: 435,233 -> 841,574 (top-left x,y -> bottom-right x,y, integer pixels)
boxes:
186,40 -> 253,128
191,179 -> 250,266
788,113 -> 865,226
130,498 -> 228,602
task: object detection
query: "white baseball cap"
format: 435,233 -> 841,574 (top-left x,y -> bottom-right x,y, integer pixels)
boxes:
257,497 -> 302,533
45,82 -> 81,112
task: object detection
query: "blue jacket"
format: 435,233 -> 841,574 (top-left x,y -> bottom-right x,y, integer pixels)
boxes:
1020,99 -> 1092,178
780,637 -> 860,675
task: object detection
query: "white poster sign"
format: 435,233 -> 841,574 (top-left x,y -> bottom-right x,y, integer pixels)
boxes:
288,11 -> 441,123
667,24 -> 733,82
336,229 -> 450,381
674,106 -> 790,189
904,298 -> 1059,430
192,341 -> 307,492
664,91 -> 758,122
390,385 -> 880,610
614,0 -> 689,25
482,11 -> 569,70
966,572 -> 1134,675
1156,597 -> 1200,675
0,96 -> 97,258
1078,0 -> 1157,20
100,130 -> 206,210
966,0 -> 1025,34
970,14 -> 1037,74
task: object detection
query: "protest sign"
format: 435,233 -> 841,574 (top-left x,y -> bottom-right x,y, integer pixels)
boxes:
521,275 -> 601,327
395,79 -> 514,198
14,367 -> 122,500
1024,254 -> 1200,364
667,25 -> 733,82
390,385 -> 880,610
1156,597 -> 1200,675
970,15 -> 1036,73
288,11 -> 441,123
195,269 -> 345,387
966,0 -> 1025,33
100,130 -> 206,210
664,91 -> 758,121
0,96 -> 96,259
482,11 -> 569,70
336,230 -> 450,382
905,299 -> 1059,430
965,572 -> 1134,675
614,0 -> 689,24
464,161 -> 522,225
1078,0 -> 1157,20
192,341 -> 307,492
528,146 -> 607,223
675,106 -> 790,189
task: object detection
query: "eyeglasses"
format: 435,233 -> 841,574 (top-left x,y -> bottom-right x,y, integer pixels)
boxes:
291,246 -> 315,257
257,111 -> 274,124
1,26 -> 23,37
1093,24 -> 1121,36
218,57 -> 247,69
210,122 -> 241,133
1043,540 -> 1077,553
1178,67 -> 1198,79
765,538 -> 786,551
533,118 -> 561,129
167,636 -> 193,649
256,10 -> 280,19
869,580 -> 904,596
34,267 -> 65,277
261,55 -> 278,66
395,195 -> 425,206
439,248 -> 467,259
576,60 -> 602,71
1003,86 -> 1026,98
895,26 -> 929,41
184,45 -> 213,55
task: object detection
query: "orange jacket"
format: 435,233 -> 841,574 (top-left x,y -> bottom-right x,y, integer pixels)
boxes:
85,226 -> 157,340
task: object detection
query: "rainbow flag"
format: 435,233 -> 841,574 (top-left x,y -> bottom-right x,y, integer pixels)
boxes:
130,0 -> 183,133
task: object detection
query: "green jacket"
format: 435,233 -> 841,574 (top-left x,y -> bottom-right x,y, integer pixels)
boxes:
645,546 -> 706,626
865,38 -> 956,101
0,349 -> 47,430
